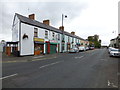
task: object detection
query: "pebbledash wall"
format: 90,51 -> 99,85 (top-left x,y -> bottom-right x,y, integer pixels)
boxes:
12,13 -> 88,56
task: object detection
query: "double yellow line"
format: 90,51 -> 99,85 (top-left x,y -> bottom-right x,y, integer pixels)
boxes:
0,56 -> 57,63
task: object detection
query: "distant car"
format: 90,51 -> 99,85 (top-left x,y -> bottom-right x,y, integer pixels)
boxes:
69,47 -> 79,53
79,46 -> 86,51
85,47 -> 89,51
89,47 -> 94,50
109,48 -> 120,57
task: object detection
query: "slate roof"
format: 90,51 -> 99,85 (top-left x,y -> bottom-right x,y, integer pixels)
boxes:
15,13 -> 85,41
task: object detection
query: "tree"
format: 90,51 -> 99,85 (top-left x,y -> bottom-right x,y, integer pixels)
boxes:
88,35 -> 101,48
1,40 -> 5,44
88,36 -> 93,41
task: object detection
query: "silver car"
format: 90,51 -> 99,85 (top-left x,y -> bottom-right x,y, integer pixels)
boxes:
69,48 -> 79,53
109,48 -> 120,57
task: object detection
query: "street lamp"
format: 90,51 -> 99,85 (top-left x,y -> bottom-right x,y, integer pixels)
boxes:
61,14 -> 67,52
62,14 -> 67,27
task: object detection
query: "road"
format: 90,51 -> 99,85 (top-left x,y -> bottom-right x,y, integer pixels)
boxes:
2,48 -> 119,88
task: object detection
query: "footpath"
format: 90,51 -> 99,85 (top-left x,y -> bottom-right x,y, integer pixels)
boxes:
1,53 -> 64,63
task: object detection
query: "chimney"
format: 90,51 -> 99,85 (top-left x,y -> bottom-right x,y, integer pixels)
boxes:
71,31 -> 75,35
59,26 -> 64,31
43,20 -> 50,25
29,14 -> 35,20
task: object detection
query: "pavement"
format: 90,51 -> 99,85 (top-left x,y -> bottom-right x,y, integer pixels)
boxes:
2,52 -> 62,63
2,48 -> 119,88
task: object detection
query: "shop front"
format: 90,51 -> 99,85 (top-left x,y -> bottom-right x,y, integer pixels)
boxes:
45,41 -> 50,54
34,38 -> 44,55
50,40 -> 58,54
45,40 -> 58,54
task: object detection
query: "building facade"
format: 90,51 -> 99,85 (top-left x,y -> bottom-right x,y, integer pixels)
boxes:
10,13 -> 88,56
110,34 -> 120,48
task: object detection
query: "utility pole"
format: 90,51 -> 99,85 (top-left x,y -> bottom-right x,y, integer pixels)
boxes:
61,14 -> 67,52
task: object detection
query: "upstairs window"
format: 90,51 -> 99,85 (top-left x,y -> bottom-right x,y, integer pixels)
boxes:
76,39 -> 77,43
34,28 -> 38,37
58,34 -> 60,40
68,36 -> 70,42
45,30 -> 48,39
72,38 -> 74,42
52,32 -> 55,40
62,35 -> 65,41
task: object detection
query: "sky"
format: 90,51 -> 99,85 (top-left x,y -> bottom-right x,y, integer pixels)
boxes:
0,0 -> 119,46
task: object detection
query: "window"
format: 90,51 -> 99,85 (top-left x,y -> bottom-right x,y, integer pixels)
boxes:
34,28 -> 38,37
72,38 -> 74,43
58,34 -> 60,40
68,36 -> 70,42
45,30 -> 48,39
52,32 -> 55,40
63,35 -> 65,41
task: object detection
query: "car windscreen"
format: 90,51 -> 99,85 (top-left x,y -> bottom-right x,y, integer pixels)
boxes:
111,49 -> 119,51
119,49 -> 120,52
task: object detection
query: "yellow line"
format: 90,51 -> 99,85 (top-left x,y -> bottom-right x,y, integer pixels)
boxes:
1,56 -> 57,63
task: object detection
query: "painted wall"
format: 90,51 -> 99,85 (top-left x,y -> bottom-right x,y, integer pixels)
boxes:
13,16 -> 85,55
12,16 -> 19,42
20,23 -> 34,56
12,16 -> 20,51
38,28 -> 45,39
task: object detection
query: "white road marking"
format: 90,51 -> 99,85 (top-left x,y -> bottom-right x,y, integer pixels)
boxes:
75,56 -> 84,59
39,61 -> 64,69
0,73 -> 18,80
111,84 -> 118,88
107,80 -> 118,88
108,80 -> 111,86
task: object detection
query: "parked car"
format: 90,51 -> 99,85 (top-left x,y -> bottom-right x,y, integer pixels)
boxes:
108,47 -> 114,54
85,47 -> 89,51
79,46 -> 86,52
89,47 -> 94,50
69,47 -> 79,53
109,48 -> 120,57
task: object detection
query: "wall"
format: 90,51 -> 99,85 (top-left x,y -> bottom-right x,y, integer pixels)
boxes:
12,16 -> 19,42
19,21 -> 83,55
38,28 -> 45,39
20,23 -> 34,56
12,15 -> 20,51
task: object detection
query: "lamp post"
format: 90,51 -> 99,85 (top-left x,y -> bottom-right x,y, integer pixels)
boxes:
61,14 -> 67,52
62,14 -> 67,28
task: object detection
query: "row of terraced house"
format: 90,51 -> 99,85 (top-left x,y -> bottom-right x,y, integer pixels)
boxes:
5,13 -> 89,56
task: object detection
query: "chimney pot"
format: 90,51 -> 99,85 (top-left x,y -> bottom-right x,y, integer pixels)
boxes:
28,14 -> 35,20
59,26 -> 64,31
43,20 -> 50,25
71,31 -> 75,35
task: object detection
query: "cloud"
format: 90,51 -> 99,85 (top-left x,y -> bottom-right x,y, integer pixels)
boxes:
0,0 -> 119,46
0,1 -> 88,41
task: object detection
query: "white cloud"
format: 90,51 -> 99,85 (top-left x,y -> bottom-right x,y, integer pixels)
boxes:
0,0 -> 119,45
